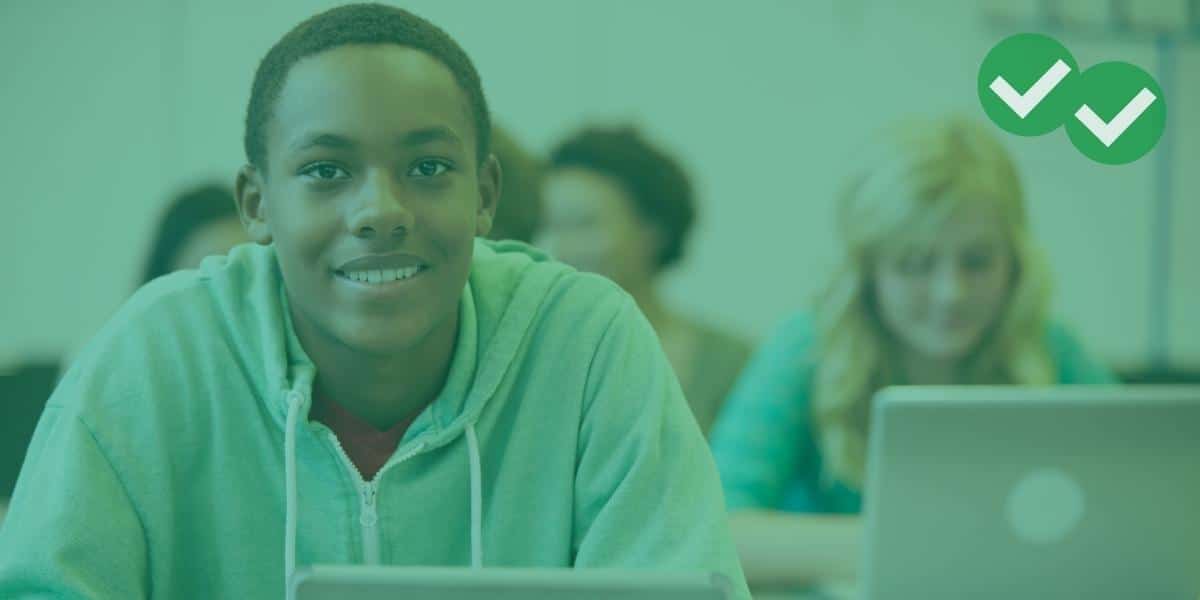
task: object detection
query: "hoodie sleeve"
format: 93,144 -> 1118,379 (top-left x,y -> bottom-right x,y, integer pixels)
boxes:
0,406 -> 149,599
571,297 -> 751,599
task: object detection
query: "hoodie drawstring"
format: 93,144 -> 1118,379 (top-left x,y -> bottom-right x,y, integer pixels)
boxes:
465,422 -> 483,568
282,391 -> 484,594
284,390 -> 303,594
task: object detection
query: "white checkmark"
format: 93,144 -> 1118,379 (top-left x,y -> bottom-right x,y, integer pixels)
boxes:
1074,88 -> 1157,147
989,59 -> 1072,119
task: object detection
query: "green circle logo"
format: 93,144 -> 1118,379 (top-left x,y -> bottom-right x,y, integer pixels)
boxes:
978,33 -> 1080,137
978,33 -> 1167,165
1064,62 -> 1166,165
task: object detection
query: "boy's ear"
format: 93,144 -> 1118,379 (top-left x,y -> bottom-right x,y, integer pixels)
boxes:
474,153 -> 502,238
235,164 -> 273,245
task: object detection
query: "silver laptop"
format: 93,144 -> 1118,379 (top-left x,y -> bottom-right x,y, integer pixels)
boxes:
290,566 -> 732,600
862,385 -> 1200,600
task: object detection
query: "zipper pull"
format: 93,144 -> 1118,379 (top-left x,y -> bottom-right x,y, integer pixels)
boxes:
360,482 -> 378,527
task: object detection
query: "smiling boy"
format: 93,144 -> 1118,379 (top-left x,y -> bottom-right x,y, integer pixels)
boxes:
0,5 -> 748,598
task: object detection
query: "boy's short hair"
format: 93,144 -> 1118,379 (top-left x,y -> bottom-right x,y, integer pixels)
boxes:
243,3 -> 491,171
549,127 -> 696,271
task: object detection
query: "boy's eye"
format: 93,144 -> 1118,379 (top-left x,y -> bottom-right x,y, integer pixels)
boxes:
299,162 -> 350,181
408,159 -> 451,178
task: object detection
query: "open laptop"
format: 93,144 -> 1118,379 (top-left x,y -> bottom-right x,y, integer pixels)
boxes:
861,385 -> 1200,600
290,566 -> 732,600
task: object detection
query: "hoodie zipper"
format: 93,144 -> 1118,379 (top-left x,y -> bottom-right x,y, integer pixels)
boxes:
323,430 -> 427,565
358,481 -> 380,564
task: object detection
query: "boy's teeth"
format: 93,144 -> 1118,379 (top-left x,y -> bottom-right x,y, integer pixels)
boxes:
343,267 -> 421,284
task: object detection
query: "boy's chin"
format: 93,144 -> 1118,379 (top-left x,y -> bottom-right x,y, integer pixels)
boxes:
336,319 -> 432,356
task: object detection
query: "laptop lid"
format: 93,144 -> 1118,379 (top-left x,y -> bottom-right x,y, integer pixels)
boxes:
291,566 -> 732,600
861,385 -> 1200,600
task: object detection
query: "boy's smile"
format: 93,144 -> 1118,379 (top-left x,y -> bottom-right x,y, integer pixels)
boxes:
333,251 -> 430,299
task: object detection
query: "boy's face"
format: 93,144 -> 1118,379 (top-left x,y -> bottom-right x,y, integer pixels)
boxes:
238,45 -> 498,355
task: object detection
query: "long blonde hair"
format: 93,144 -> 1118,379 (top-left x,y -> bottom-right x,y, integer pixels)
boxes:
812,116 -> 1055,489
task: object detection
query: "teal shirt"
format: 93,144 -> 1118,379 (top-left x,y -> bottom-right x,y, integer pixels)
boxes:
709,313 -> 1115,515
0,239 -> 750,599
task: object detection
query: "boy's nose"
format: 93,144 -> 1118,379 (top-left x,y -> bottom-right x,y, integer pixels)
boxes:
349,170 -> 415,239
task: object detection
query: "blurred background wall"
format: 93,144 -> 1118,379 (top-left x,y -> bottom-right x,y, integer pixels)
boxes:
1,0 -> 1196,373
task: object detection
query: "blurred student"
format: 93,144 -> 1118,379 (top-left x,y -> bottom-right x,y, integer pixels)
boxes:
537,126 -> 752,434
709,117 -> 1114,588
0,5 -> 748,598
141,183 -> 249,284
485,124 -> 544,244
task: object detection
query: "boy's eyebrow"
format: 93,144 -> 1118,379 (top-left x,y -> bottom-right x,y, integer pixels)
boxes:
289,132 -> 358,153
400,126 -> 463,147
286,127 -> 463,153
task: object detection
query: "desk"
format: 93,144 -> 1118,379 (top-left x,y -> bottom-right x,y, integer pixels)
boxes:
753,581 -> 857,599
